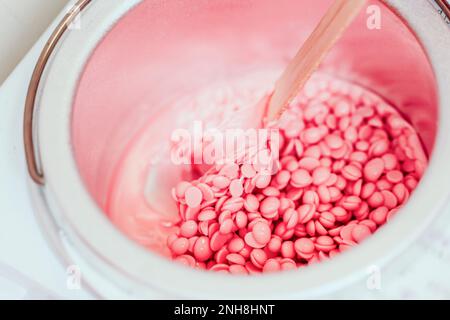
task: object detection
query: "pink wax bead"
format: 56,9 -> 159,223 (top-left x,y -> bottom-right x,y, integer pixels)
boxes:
209,222 -> 220,236
393,183 -> 408,203
330,206 -> 347,222
328,187 -> 342,202
180,220 -> 198,238
317,185 -> 331,203
302,190 -> 319,206
341,195 -> 362,210
185,186 -> 203,208
305,221 -> 315,237
246,262 -> 261,274
352,179 -> 363,197
175,181 -> 192,199
239,245 -> 252,259
220,219 -> 234,234
228,237 -> 245,253
281,259 -> 297,271
166,234 -> 178,247
344,126 -> 358,142
351,225 -> 372,243
176,255 -> 196,267
268,236 -> 282,252
315,236 -> 336,252
349,151 -> 368,164
363,158 -> 385,182
286,188 -> 304,201
382,153 -> 398,170
210,232 -> 230,251
368,191 -> 384,207
220,163 -> 240,179
234,211 -> 248,229
381,190 -> 398,209
319,211 -> 335,228
283,208 -> 299,229
229,264 -> 248,274
252,222 -> 271,245
404,175 -> 418,190
334,100 -> 351,117
312,166 -> 331,185
377,178 -> 393,190
325,134 -> 344,149
302,127 -> 323,144
263,259 -> 281,273
193,237 -> 213,262
340,224 -> 355,241
244,194 -> 260,212
198,209 -> 216,222
359,219 -> 377,232
281,241 -> 296,258
297,204 -> 316,224
260,197 -> 280,217
254,174 -> 271,189
244,232 -> 266,249
262,186 -> 280,197
222,197 -> 244,213
250,249 -> 267,268
304,145 -> 322,159
210,264 -> 229,272
369,139 -> 389,157
226,253 -> 246,265
241,164 -> 256,178
291,169 -> 312,188
370,206 -> 388,225
171,237 -> 189,255
298,157 -> 321,171
218,211 -> 232,225
283,118 -> 304,138
214,248 -> 228,264
215,196 -> 228,211
213,176 -> 231,189
354,202 -> 369,220
196,183 -> 214,201
295,238 -> 315,257
275,170 -> 291,187
341,164 -> 362,181
386,170 -> 403,183
361,182 -> 376,199
229,179 -> 244,197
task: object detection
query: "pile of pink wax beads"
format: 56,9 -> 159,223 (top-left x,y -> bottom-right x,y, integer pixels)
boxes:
167,76 -> 428,274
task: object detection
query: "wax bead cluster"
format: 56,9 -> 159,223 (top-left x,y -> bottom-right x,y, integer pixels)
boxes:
167,77 -> 427,274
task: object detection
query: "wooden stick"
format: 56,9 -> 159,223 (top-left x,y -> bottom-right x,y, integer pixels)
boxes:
266,0 -> 366,122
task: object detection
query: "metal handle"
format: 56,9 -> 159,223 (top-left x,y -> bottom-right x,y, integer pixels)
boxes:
436,0 -> 450,18
23,0 -> 92,185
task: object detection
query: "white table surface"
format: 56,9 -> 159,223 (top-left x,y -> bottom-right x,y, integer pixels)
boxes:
0,1 -> 450,300
0,0 -> 68,84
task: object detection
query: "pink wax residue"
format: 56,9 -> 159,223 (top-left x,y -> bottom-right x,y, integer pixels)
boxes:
166,75 -> 428,274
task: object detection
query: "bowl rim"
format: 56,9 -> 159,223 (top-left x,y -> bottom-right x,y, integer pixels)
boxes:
35,0 -> 450,298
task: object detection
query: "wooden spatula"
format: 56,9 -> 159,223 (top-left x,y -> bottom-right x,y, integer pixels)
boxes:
264,0 -> 366,123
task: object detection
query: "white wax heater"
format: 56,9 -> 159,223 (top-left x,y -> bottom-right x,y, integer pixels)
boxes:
24,0 -> 450,298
